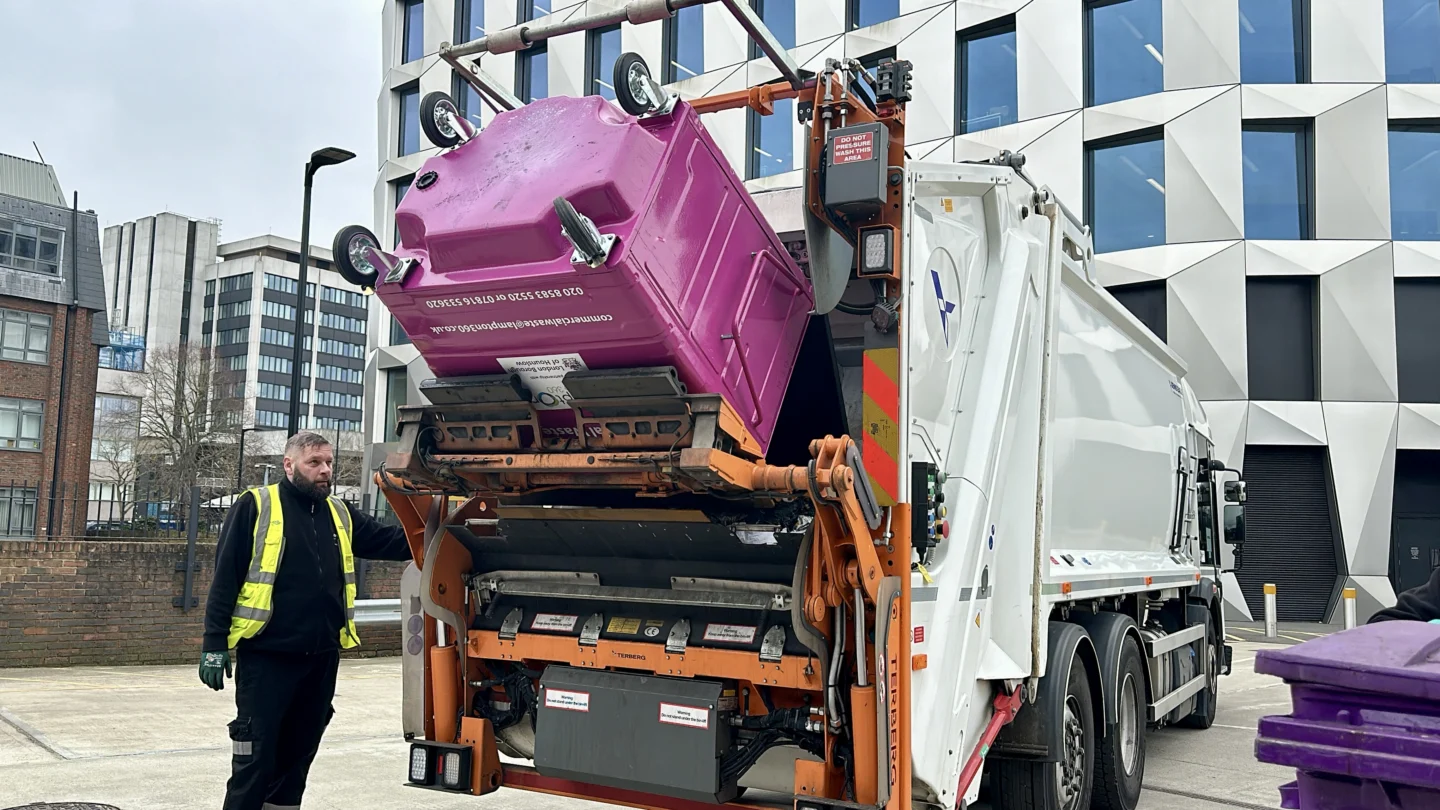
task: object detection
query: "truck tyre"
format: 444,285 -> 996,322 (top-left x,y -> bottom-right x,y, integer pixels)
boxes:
420,90 -> 464,148
1178,606 -> 1218,730
993,655 -> 1095,810
1091,636 -> 1145,810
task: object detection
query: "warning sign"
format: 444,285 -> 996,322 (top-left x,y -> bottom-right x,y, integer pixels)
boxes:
531,613 -> 578,632
545,689 -> 591,712
913,626 -> 925,644
607,617 -> 642,635
659,703 -> 710,729
833,132 -> 875,165
497,353 -> 588,410
703,624 -> 757,644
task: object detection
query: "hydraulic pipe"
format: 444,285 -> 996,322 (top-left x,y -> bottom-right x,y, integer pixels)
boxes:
431,643 -> 461,743
851,685 -> 878,805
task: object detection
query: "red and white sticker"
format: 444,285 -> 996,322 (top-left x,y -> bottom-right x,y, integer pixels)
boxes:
531,613 -> 578,632
833,132 -> 875,165
913,626 -> 925,644
545,689 -> 590,712
659,703 -> 710,729
702,623 -> 757,644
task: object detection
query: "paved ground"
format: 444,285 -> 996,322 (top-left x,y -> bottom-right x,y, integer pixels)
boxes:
0,640 -> 1299,810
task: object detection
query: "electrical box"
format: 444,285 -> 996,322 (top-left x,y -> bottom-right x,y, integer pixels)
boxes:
824,123 -> 889,221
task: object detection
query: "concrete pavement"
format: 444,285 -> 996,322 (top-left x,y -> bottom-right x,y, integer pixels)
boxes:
0,642 -> 1297,810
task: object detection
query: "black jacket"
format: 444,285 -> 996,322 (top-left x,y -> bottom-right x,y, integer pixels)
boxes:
202,478 -> 413,653
1369,566 -> 1440,624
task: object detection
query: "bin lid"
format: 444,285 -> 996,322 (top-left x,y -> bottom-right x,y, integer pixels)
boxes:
1254,622 -> 1440,700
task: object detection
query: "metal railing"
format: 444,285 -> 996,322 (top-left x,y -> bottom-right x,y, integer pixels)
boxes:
354,598 -> 402,625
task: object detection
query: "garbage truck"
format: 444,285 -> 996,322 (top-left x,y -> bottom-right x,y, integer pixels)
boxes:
328,2 -> 1248,808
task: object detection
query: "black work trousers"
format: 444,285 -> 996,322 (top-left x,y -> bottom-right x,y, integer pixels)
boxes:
224,647 -> 340,810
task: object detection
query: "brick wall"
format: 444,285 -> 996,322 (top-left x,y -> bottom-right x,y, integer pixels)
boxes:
0,539 -> 402,668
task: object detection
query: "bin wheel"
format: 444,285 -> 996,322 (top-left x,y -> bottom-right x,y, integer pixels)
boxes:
420,90 -> 464,148
1092,636 -> 1146,810
613,52 -> 656,117
1178,606 -> 1219,730
993,654 -> 1095,810
554,197 -> 604,263
332,224 -> 383,289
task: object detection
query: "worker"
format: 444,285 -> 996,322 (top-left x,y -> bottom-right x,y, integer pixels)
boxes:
199,431 -> 413,810
1369,563 -> 1440,623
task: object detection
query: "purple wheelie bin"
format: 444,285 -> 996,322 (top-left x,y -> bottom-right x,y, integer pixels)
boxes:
1253,621 -> 1440,809
377,94 -> 813,452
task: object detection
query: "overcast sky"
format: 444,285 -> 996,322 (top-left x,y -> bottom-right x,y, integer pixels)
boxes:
0,1 -> 382,248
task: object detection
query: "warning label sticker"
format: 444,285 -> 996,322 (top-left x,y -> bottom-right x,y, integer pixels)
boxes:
913,626 -> 925,644
833,132 -> 876,165
703,624 -> 757,644
531,613 -> 579,633
659,703 -> 710,729
545,689 -> 591,712
497,353 -> 588,411
607,617 -> 642,635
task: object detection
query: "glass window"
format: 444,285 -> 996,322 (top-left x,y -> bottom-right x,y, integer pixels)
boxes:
1087,132 -> 1166,253
1243,123 -> 1312,239
1395,278 -> 1440,402
519,45 -> 549,103
0,397 -> 43,450
0,308 -> 51,364
850,0 -> 900,30
1247,276 -> 1317,401
0,219 -> 63,275
220,272 -> 252,292
1386,0 -> 1440,83
205,279 -> 215,297
1391,126 -> 1440,240
0,487 -> 38,536
749,98 -> 796,179
399,85 -> 421,156
1239,0 -> 1306,83
958,20 -> 1018,134
452,74 -> 485,133
756,0 -> 796,51
385,369 -> 409,440
229,354 -> 248,371
402,0 -> 425,63
455,0 -> 484,43
391,314 -> 412,346
1087,0 -> 1164,106
90,394 -> 139,461
588,25 -> 622,99
520,0 -> 550,22
664,5 -> 705,83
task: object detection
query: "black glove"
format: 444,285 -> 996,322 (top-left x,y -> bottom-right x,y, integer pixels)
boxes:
199,650 -> 232,691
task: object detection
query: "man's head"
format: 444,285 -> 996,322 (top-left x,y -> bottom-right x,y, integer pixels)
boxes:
283,431 -> 333,500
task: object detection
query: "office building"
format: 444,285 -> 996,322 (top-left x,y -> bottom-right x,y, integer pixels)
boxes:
371,0 -> 1440,622
0,153 -> 107,536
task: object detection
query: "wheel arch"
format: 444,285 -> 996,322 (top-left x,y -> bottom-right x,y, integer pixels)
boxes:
1069,611 -> 1148,728
991,621 -> 1101,762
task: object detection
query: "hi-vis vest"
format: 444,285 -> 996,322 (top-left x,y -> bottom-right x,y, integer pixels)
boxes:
226,484 -> 360,650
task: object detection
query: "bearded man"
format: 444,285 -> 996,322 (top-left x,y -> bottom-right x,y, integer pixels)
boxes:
199,430 -> 413,810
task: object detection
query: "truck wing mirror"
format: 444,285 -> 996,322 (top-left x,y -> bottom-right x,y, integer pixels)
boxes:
1224,479 -> 1246,504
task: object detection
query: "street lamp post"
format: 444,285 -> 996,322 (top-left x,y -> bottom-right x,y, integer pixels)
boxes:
288,146 -> 357,437
256,463 -> 277,487
237,426 -> 258,492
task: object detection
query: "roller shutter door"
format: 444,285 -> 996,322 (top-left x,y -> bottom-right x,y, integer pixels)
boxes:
1234,446 -> 1343,622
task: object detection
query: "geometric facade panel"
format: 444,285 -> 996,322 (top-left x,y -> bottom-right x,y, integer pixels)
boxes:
1247,401 -> 1328,446
1245,240 -> 1388,276
1348,575 -> 1398,622
1310,0 -> 1386,83
1162,0 -> 1239,92
954,0 -> 1027,31
1016,0 -> 1082,120
1168,244 -> 1247,399
1393,242 -> 1440,278
1166,89 -> 1243,244
1387,84 -> 1440,120
1084,86 -> 1229,142
1319,247 -> 1399,402
1315,87 -> 1391,240
1202,398 -> 1249,474
1323,403 -> 1399,577
894,6 -> 959,142
1399,405 -> 1440,450
1242,84 -> 1381,120
1093,240 -> 1237,287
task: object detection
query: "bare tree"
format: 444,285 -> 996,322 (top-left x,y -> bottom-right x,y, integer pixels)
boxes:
90,398 -> 142,524
119,343 -> 245,503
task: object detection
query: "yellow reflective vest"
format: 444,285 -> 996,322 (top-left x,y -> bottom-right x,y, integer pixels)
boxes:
226,484 -> 361,650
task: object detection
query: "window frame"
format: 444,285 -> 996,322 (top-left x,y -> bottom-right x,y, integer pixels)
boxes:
1389,121 -> 1440,240
586,24 -> 623,99
956,17 -> 1018,135
750,0 -> 796,58
1238,0 -> 1310,84
1246,275 -> 1320,402
455,0 -> 483,44
398,83 -> 422,156
1085,0 -> 1165,108
518,0 -> 550,23
662,5 -> 705,84
1084,127 -> 1167,254
0,218 -> 64,276
848,0 -> 901,31
518,43 -> 549,103
1241,119 -> 1316,240
747,98 -> 797,180
0,307 -> 52,365
0,397 -> 44,452
1385,0 -> 1440,84
401,0 -> 425,63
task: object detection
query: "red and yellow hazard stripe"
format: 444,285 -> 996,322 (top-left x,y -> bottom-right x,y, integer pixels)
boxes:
862,348 -> 900,506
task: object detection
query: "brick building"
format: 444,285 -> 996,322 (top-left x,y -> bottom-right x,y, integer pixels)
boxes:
0,154 -> 108,537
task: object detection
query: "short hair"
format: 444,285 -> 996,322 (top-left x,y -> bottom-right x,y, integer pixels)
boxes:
284,431 -> 332,458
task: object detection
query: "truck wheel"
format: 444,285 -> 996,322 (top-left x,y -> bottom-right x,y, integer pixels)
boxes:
1091,637 -> 1145,810
420,91 -> 464,148
993,655 -> 1095,810
1178,608 -> 1218,730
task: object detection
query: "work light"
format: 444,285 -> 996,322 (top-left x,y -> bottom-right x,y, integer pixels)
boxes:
408,743 -> 432,784
406,741 -> 473,792
856,225 -> 897,278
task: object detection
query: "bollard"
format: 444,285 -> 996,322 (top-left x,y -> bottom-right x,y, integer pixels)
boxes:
1343,587 -> 1357,630
1264,583 -> 1278,639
